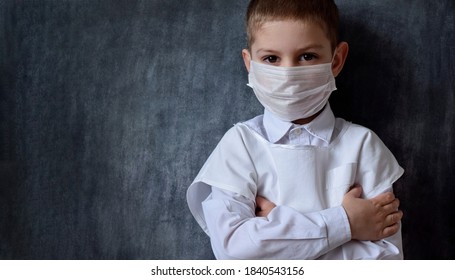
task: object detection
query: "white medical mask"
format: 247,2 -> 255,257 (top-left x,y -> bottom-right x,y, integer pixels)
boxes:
247,58 -> 337,122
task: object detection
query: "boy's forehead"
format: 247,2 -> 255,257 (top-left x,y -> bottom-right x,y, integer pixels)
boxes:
257,19 -> 327,35
252,20 -> 331,49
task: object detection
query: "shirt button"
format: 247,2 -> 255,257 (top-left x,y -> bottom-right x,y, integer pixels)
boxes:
293,128 -> 302,136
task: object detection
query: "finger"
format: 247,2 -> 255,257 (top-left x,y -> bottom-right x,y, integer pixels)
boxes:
256,196 -> 267,205
381,222 -> 401,239
385,210 -> 403,227
349,183 -> 362,190
371,192 -> 396,206
256,196 -> 268,209
382,198 -> 400,214
256,196 -> 271,208
346,185 -> 363,198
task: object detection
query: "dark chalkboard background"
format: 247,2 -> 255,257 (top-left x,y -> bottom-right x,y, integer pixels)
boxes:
1,0 -> 454,259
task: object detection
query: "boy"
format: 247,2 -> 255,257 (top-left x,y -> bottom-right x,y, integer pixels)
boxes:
187,0 -> 404,259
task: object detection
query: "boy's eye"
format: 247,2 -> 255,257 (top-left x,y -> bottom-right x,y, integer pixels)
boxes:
300,53 -> 316,61
263,55 -> 279,63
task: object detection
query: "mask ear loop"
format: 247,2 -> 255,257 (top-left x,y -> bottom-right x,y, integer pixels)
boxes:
331,47 -> 338,64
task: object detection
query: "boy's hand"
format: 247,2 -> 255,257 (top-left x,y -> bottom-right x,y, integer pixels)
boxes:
342,184 -> 403,241
255,196 -> 276,217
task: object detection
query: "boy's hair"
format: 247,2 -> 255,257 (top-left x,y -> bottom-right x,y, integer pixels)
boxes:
246,0 -> 340,51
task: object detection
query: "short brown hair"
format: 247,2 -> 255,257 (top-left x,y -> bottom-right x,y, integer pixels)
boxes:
246,0 -> 340,51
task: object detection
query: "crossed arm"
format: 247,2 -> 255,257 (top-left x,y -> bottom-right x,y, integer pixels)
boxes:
256,184 -> 402,241
203,184 -> 403,259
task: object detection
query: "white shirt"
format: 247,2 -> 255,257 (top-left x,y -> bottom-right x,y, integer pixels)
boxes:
187,104 -> 404,259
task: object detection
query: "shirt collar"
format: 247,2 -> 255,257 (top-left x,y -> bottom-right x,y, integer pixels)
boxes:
263,103 -> 336,144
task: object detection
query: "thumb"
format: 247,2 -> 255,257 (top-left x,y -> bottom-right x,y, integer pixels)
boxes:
346,184 -> 363,198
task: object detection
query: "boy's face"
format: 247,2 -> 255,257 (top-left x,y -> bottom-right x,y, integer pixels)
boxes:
243,20 -> 347,77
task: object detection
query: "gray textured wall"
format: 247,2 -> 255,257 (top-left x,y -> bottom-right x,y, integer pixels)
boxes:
0,0 -> 454,259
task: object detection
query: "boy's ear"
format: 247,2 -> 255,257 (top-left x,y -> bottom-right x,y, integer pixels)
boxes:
242,49 -> 252,72
332,42 -> 349,78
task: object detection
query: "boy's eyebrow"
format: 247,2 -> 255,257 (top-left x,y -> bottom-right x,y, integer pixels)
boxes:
256,44 -> 325,54
296,44 -> 325,51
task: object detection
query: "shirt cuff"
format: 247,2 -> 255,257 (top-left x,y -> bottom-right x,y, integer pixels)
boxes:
320,205 -> 351,250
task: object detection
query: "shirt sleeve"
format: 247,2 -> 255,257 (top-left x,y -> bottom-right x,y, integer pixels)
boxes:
318,233 -> 403,260
318,186 -> 404,260
202,187 -> 351,260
